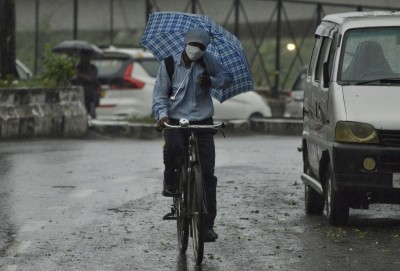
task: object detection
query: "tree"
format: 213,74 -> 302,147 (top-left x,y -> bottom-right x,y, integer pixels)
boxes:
0,0 -> 18,80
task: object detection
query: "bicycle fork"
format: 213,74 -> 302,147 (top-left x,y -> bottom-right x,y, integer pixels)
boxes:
188,135 -> 208,217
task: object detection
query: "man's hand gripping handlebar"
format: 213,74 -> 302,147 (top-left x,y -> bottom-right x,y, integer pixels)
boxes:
159,118 -> 226,137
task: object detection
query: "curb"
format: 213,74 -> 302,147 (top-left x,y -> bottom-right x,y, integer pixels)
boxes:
250,118 -> 303,135
88,120 -> 159,139
88,118 -> 303,139
0,87 -> 88,139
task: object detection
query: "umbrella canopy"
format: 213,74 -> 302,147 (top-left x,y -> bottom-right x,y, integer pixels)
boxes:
52,40 -> 103,58
140,12 -> 253,103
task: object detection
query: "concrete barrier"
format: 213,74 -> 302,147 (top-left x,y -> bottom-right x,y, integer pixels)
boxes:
0,86 -> 88,139
0,86 -> 301,139
89,118 -> 303,139
89,120 -> 159,139
250,118 -> 303,136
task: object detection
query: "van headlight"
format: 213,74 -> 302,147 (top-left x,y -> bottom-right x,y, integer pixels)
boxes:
335,121 -> 379,144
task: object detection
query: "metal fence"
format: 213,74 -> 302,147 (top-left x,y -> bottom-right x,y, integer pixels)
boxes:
16,0 -> 400,95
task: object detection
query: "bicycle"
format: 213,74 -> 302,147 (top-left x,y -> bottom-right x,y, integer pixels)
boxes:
162,118 -> 225,265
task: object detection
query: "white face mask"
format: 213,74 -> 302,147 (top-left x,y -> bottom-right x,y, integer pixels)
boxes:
185,45 -> 205,61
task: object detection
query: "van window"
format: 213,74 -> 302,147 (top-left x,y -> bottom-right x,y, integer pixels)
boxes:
308,37 -> 320,78
338,27 -> 400,83
314,37 -> 330,82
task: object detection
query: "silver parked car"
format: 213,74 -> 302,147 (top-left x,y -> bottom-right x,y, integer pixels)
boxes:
284,66 -> 306,119
93,47 -> 159,120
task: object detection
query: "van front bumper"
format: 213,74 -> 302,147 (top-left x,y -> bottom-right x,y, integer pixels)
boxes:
332,143 -> 400,192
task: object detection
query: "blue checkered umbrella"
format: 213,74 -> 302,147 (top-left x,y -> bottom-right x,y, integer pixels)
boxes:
140,12 -> 253,103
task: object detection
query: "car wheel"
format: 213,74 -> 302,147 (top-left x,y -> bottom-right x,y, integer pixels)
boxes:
304,160 -> 324,215
325,162 -> 349,226
249,112 -> 263,120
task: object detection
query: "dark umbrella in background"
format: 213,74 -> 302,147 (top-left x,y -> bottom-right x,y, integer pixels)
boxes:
52,40 -> 102,119
140,12 -> 253,103
52,40 -> 103,58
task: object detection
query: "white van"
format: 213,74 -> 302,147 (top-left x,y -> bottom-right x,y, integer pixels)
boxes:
301,11 -> 400,225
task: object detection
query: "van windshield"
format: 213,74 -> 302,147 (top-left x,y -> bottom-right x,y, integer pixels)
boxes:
338,27 -> 400,85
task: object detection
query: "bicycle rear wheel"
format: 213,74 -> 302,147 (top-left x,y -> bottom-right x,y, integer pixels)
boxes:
175,163 -> 189,253
190,164 -> 205,265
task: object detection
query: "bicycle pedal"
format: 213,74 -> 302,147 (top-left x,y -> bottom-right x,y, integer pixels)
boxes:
162,213 -> 177,220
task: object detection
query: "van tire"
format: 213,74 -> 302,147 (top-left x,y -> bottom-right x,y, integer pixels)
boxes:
325,163 -> 349,226
304,163 -> 324,215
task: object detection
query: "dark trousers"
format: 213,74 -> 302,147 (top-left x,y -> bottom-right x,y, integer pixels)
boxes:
163,119 -> 217,230
84,88 -> 97,118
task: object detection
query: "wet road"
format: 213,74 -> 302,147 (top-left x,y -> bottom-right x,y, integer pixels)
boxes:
1,135 -> 400,270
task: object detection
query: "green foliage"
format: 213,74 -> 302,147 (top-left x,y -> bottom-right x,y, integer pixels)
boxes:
0,44 -> 77,89
0,76 -> 56,88
41,44 -> 76,86
0,74 -> 18,87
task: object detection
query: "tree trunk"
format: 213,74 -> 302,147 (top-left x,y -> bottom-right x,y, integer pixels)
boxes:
0,0 -> 18,79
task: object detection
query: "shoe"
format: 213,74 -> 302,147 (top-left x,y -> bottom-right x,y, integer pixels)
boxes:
203,229 -> 218,242
162,185 -> 178,197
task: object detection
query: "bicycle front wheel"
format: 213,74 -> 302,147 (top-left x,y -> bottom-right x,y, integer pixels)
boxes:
175,163 -> 189,253
191,164 -> 205,265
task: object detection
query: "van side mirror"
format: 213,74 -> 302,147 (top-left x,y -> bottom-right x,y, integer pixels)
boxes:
323,61 -> 330,88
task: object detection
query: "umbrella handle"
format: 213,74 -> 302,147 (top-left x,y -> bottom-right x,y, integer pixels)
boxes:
198,58 -> 208,75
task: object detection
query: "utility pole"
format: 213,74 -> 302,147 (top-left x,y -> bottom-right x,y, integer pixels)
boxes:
191,0 -> 196,14
234,0 -> 240,38
73,0 -> 78,39
0,0 -> 18,79
110,0 -> 114,45
34,0 -> 40,75
274,0 -> 282,98
146,0 -> 152,22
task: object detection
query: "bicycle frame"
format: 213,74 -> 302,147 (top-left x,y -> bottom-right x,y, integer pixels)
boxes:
163,118 -> 224,265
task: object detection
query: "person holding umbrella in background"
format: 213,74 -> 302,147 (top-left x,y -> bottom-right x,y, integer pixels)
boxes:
75,50 -> 100,119
52,40 -> 102,119
152,28 -> 233,242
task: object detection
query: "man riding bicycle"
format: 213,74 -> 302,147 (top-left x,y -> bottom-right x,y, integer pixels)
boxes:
152,28 -> 233,242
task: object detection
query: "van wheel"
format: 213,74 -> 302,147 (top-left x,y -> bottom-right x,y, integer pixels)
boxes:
304,163 -> 324,215
325,163 -> 349,226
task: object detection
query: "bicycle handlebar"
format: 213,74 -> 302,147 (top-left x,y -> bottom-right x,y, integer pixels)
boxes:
163,118 -> 225,130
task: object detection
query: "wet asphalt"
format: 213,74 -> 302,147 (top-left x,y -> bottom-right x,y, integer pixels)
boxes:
1,135 -> 400,270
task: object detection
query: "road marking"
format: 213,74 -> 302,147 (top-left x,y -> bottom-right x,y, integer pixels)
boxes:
69,189 -> 96,198
111,176 -> 135,184
47,205 -> 69,212
4,242 -> 32,271
5,265 -> 18,271
20,221 -> 47,232
16,241 -> 31,253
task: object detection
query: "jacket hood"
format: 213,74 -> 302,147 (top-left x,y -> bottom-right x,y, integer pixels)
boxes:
184,28 -> 211,47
